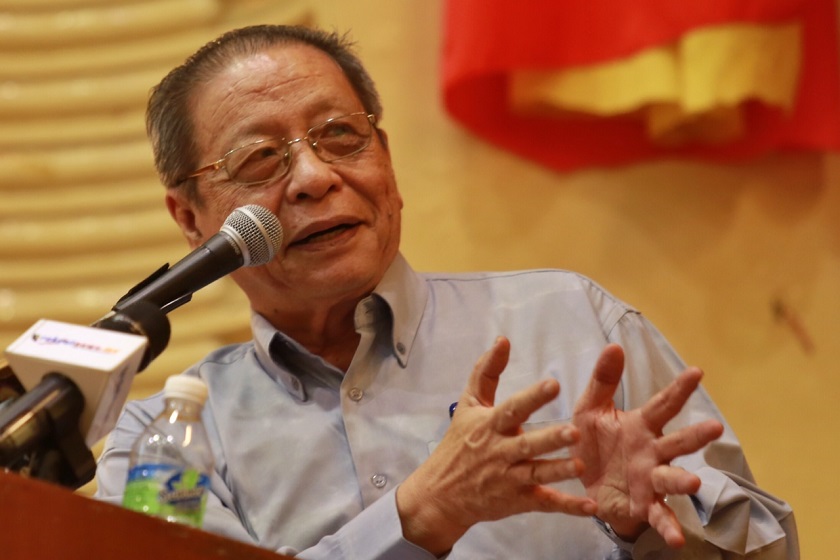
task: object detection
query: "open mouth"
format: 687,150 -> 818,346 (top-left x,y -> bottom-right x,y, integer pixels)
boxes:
293,223 -> 358,245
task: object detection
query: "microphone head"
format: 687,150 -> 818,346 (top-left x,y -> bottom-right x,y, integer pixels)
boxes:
222,205 -> 283,266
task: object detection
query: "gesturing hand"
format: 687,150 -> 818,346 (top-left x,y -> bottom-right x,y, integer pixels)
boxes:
571,343 -> 724,548
396,337 -> 598,555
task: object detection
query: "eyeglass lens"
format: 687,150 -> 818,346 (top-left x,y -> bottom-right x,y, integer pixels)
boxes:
226,113 -> 373,185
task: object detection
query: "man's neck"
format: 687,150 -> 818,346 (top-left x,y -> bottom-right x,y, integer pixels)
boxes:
260,298 -> 364,372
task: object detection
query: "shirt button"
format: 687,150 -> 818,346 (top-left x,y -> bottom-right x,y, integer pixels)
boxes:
370,473 -> 387,488
396,342 -> 406,354
348,387 -> 364,401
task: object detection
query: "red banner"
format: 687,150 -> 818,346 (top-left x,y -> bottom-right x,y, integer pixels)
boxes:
442,0 -> 840,171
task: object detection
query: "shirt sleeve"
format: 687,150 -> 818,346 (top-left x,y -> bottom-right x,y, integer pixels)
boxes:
606,310 -> 799,559
95,401 -> 436,560
292,487 -> 436,560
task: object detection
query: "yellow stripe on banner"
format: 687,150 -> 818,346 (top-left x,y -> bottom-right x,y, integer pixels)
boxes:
511,46 -> 680,116
509,22 -> 802,147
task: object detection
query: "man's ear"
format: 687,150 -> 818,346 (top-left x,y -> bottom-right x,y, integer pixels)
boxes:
165,191 -> 203,248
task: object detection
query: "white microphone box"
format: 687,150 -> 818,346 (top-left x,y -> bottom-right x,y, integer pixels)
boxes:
4,319 -> 148,447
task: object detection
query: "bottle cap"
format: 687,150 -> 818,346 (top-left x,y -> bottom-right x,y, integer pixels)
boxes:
163,374 -> 208,405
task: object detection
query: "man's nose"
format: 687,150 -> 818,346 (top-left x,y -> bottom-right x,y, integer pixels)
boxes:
283,139 -> 337,201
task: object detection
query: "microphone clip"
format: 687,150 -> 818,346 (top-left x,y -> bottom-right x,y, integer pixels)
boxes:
113,263 -> 193,315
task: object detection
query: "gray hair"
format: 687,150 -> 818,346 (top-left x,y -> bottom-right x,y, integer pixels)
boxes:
146,24 -> 383,200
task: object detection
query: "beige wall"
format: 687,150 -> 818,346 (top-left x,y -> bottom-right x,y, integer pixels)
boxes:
1,1 -> 835,558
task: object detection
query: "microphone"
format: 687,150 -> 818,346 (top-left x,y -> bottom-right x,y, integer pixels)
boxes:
113,204 -> 283,314
0,359 -> 25,403
0,205 -> 280,487
1,300 -> 170,487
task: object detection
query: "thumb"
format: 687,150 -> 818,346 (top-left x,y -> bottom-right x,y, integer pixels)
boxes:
461,336 -> 510,408
574,343 -> 625,414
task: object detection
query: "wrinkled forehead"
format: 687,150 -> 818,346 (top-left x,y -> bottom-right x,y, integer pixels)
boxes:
188,43 -> 364,154
200,42 -> 352,101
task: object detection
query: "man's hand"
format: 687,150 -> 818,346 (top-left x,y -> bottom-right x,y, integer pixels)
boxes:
571,343 -> 724,548
397,337 -> 598,555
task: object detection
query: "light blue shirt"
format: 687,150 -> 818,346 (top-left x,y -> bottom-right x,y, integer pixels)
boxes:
95,253 -> 797,559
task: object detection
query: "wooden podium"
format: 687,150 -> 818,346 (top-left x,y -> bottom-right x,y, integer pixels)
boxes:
0,470 -> 293,559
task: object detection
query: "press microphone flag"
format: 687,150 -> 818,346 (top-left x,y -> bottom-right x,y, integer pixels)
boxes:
5,319 -> 148,448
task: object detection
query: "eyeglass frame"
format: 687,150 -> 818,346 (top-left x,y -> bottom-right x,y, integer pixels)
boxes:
184,111 -> 378,186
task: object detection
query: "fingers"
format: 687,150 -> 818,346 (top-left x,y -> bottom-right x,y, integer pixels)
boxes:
459,337 -> 562,435
462,336 -> 510,407
574,344 -> 624,413
640,367 -> 703,432
647,498 -> 686,548
503,423 -> 579,463
532,485 -> 598,516
506,455 -> 584,487
493,379 -> 560,433
656,419 -> 724,462
651,465 -> 702,496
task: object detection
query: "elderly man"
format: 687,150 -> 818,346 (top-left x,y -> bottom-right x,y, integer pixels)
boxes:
95,24 -> 797,559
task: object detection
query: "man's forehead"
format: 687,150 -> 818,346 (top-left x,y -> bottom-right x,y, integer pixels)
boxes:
222,42 -> 343,80
189,42 -> 362,149
194,43 -> 355,111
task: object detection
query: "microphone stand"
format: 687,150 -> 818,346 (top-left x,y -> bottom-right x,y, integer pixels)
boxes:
0,301 -> 171,489
0,360 -> 25,404
0,372 -> 93,488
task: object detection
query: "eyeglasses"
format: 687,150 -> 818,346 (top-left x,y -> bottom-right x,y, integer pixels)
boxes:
186,112 -> 377,186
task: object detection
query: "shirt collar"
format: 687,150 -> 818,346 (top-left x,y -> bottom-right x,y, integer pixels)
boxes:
252,313 -> 309,401
250,252 -> 429,398
371,252 -> 427,367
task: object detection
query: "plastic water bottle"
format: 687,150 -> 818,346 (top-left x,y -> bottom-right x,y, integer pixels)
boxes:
122,374 -> 214,528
